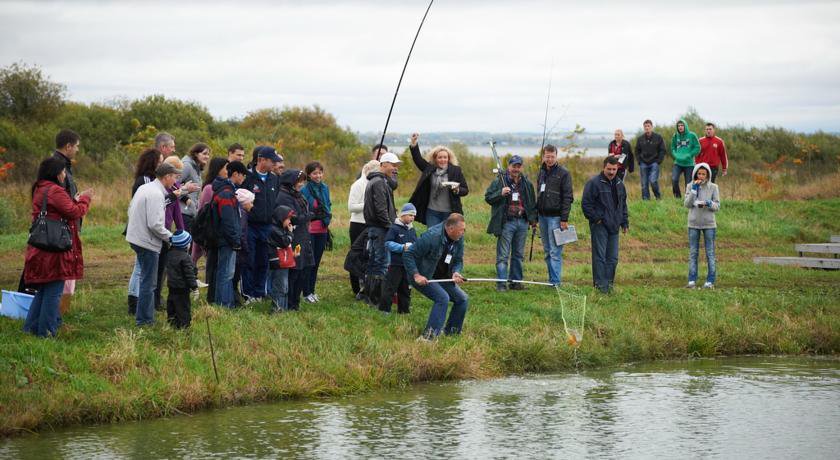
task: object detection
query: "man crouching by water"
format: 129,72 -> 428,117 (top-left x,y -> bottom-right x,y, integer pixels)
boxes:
404,213 -> 468,341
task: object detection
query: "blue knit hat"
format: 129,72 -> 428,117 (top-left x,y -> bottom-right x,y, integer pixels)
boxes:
400,203 -> 417,216
170,230 -> 192,248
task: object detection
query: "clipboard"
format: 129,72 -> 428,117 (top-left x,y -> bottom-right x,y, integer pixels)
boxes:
553,225 -> 578,246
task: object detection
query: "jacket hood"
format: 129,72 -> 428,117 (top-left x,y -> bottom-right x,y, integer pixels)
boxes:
273,205 -> 295,223
366,171 -> 387,181
279,169 -> 303,187
675,118 -> 692,139
692,162 -> 712,182
212,176 -> 234,192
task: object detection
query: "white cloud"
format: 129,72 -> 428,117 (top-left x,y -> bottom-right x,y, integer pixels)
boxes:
1,0 -> 838,133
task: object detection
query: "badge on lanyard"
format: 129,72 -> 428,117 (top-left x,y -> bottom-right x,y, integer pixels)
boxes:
444,254 -> 452,264
512,192 -> 519,202
540,183 -> 546,193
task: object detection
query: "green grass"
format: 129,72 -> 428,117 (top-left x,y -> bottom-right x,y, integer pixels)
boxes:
0,195 -> 838,436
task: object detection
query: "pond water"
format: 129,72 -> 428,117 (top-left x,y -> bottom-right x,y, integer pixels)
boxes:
2,357 -> 838,459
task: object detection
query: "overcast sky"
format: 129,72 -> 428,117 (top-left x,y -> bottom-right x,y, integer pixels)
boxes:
2,0 -> 839,134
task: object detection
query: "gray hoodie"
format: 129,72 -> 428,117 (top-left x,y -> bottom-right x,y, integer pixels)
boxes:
683,162 -> 720,229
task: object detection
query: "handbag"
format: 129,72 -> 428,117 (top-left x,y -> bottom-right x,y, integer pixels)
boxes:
277,246 -> 296,269
27,188 -> 73,252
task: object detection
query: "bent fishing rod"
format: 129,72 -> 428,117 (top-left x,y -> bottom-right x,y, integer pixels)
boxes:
376,0 -> 435,160
530,63 -> 555,262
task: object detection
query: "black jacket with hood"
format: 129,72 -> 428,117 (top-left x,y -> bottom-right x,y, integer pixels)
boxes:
276,170 -> 314,268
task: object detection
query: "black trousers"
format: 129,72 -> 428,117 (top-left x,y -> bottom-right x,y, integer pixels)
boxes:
710,166 -> 720,183
288,268 -> 309,311
378,265 -> 411,314
205,247 -> 218,304
167,288 -> 191,329
154,243 -> 170,310
349,222 -> 366,294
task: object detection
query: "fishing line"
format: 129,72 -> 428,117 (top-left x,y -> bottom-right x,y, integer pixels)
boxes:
376,0 -> 435,159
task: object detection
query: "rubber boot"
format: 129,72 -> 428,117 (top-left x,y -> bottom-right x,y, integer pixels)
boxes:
128,295 -> 138,315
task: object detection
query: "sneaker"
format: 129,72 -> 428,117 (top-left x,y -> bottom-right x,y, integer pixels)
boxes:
496,284 -> 507,292
355,292 -> 368,302
312,294 -> 320,302
244,296 -> 259,305
686,281 -> 697,289
702,282 -> 714,289
304,294 -> 317,303
196,280 -> 209,288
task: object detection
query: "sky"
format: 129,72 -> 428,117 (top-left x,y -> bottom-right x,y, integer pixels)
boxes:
2,0 -> 839,134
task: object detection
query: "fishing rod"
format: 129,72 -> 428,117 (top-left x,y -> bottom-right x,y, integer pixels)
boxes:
376,0 -> 435,160
488,139 -> 508,188
427,277 -> 555,287
531,63 -> 556,262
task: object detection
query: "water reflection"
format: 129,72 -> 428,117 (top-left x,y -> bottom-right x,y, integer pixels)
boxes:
1,357 -> 838,459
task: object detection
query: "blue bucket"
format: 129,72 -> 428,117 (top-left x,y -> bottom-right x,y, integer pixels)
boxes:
1,290 -> 34,320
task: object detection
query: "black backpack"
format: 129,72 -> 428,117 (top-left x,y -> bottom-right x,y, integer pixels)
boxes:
191,201 -> 218,248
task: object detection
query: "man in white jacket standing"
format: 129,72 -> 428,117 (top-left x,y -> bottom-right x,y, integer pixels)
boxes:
346,160 -> 380,299
126,162 -> 181,326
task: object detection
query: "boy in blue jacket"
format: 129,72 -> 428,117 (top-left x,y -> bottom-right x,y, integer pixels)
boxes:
378,204 -> 418,314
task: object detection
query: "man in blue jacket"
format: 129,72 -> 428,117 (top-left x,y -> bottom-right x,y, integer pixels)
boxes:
404,213 -> 468,340
240,147 -> 282,299
581,156 -> 629,293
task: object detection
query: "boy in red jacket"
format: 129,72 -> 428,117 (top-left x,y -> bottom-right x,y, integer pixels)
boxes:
696,123 -> 729,182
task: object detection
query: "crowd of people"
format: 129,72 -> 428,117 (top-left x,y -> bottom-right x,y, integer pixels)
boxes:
18,120 -> 726,339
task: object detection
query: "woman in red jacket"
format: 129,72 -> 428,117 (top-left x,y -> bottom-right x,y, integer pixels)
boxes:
23,157 -> 93,337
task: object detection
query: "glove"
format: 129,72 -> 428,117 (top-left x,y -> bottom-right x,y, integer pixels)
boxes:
705,200 -> 712,208
691,183 -> 700,192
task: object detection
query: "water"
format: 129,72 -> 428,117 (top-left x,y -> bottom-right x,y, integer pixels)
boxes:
393,145 -> 610,159
2,357 -> 838,459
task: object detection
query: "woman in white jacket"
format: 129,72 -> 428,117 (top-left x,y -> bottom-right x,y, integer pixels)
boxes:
684,162 -> 720,289
347,160 -> 380,297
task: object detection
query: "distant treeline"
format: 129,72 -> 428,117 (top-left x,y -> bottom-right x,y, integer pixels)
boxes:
1,63 -> 837,188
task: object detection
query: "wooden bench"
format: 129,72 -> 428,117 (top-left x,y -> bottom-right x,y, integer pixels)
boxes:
754,256 -> 840,270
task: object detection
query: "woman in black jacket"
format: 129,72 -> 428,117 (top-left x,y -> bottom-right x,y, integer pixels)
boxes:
276,169 -> 314,311
407,133 -> 469,227
607,129 -> 635,181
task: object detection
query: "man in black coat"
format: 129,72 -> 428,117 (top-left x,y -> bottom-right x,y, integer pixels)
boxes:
363,152 -> 400,304
536,144 -> 574,286
581,156 -> 629,293
635,119 -> 667,200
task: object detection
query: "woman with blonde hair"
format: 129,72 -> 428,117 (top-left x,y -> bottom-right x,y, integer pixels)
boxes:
408,132 -> 469,227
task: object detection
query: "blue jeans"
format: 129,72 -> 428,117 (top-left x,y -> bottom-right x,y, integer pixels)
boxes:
269,268 -> 289,311
672,164 -> 693,198
538,215 -> 565,286
22,280 -> 64,337
639,162 -> 661,200
590,222 -> 620,292
128,258 -> 140,297
214,245 -> 237,308
496,218 -> 529,286
367,226 -> 390,278
689,228 -> 717,284
306,232 -> 328,296
243,223 -> 270,298
414,281 -> 469,337
426,209 -> 450,228
131,243 -> 159,326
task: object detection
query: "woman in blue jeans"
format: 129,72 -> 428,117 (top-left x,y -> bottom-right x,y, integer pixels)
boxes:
683,162 -> 720,289
23,157 -> 93,337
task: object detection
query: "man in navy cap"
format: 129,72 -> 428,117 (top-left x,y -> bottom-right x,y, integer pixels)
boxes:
240,147 -> 282,299
484,155 -> 537,291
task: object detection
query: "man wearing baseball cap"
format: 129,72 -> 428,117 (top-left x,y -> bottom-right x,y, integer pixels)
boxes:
484,155 -> 538,291
240,147 -> 282,300
363,151 -> 401,304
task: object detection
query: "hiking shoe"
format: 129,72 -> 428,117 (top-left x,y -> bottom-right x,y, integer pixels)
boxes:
686,281 -> 697,289
702,282 -> 715,289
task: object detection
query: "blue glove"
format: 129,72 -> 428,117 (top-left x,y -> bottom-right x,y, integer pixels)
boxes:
705,200 -> 712,208
691,182 -> 700,192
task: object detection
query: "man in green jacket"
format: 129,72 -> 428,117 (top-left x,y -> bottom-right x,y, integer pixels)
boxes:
671,118 -> 700,198
484,155 -> 537,291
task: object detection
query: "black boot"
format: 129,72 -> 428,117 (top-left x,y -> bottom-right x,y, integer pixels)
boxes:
127,295 -> 138,315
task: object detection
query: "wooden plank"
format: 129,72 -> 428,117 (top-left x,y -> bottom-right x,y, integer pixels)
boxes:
832,236 -> 840,243
754,257 -> 840,270
794,243 -> 840,255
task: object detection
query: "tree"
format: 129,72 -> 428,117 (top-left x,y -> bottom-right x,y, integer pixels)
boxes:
0,62 -> 66,122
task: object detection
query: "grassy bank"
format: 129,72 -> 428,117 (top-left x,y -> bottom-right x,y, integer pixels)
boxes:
1,193 -> 839,437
